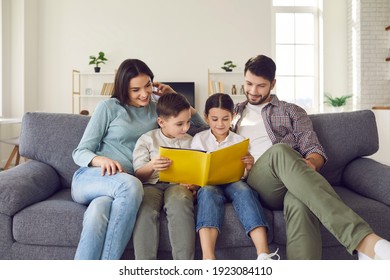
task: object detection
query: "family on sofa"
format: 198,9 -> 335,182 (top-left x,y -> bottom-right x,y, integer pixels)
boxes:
69,55 -> 390,260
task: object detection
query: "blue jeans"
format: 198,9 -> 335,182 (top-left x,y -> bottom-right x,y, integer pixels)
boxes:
196,180 -> 269,235
71,167 -> 143,260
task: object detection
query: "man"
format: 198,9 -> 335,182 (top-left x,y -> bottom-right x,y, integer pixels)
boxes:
231,54 -> 390,260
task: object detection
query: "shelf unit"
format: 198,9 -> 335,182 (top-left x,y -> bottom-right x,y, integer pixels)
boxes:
72,70 -> 115,114
207,69 -> 246,101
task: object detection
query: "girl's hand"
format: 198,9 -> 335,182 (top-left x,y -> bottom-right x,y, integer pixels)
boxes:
150,156 -> 172,171
241,153 -> 255,171
182,184 -> 200,197
153,82 -> 176,96
91,156 -> 125,176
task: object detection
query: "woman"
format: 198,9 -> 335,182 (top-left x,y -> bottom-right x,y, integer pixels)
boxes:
71,59 -> 204,259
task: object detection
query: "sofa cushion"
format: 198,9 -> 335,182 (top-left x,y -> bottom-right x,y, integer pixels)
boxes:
0,161 -> 61,216
310,110 -> 378,185
13,189 -> 85,247
19,112 -> 90,188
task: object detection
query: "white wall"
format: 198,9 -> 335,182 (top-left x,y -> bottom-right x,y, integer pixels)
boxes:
323,0 -> 348,111
34,0 -> 272,114
3,0 -> 354,115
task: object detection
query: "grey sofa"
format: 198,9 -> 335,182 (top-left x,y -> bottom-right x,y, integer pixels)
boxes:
0,110 -> 389,260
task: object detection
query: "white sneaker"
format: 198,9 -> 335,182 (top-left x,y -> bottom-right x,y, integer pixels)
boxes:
374,239 -> 390,260
257,248 -> 280,260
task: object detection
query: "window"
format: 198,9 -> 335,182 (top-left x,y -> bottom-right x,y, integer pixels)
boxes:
272,0 -> 322,113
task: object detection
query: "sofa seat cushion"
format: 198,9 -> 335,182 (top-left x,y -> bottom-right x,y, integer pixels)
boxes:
272,186 -> 390,247
13,189 -> 85,247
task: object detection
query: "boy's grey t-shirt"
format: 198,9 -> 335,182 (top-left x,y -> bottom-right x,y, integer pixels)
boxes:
133,128 -> 193,184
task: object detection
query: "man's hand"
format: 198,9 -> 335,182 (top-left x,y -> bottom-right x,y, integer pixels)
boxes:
304,153 -> 325,171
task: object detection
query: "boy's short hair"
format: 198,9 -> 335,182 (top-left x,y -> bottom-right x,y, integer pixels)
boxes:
156,93 -> 191,119
244,55 -> 276,82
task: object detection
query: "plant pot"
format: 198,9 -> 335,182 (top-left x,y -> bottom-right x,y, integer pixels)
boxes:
94,67 -> 101,73
331,106 -> 345,113
225,69 -> 233,72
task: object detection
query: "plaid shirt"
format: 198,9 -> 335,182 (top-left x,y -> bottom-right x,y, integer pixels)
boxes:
231,95 -> 327,162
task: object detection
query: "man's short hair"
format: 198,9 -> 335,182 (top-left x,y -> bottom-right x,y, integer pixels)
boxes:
244,55 -> 276,82
156,93 -> 191,118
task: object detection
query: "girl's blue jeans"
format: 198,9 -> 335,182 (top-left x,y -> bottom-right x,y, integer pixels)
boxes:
196,180 -> 269,235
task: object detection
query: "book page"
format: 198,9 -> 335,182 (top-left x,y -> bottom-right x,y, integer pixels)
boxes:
207,138 -> 249,185
159,147 -> 209,185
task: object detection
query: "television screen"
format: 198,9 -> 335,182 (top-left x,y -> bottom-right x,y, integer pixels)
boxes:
162,82 -> 195,108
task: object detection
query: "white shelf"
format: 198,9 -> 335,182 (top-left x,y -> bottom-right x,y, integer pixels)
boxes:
80,71 -> 115,76
208,69 -> 244,96
79,94 -> 111,98
72,69 -> 115,114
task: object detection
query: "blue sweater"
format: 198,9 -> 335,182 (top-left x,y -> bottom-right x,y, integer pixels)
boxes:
73,98 -> 204,174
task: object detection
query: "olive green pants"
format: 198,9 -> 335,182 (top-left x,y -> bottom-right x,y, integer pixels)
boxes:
132,183 -> 195,260
247,144 -> 373,259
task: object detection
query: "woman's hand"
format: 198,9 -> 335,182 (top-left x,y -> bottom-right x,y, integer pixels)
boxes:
153,82 -> 176,96
91,156 -> 125,176
241,153 -> 255,171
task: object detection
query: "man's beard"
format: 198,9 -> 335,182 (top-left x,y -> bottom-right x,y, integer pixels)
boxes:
246,90 -> 271,105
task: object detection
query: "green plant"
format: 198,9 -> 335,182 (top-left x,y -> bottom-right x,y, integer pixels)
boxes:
89,51 -> 108,68
221,60 -> 236,72
324,94 -> 352,107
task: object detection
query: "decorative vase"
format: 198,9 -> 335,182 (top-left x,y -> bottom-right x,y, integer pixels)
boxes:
231,85 -> 237,95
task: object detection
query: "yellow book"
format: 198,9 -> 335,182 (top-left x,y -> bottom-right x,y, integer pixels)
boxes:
159,138 -> 249,186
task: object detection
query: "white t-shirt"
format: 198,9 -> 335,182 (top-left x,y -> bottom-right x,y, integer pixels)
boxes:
133,128 -> 192,184
236,103 -> 272,161
191,129 -> 245,152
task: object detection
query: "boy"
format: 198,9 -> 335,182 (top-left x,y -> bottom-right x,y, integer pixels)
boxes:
132,93 -> 195,260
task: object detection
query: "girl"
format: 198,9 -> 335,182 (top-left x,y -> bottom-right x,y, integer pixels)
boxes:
191,93 -> 278,260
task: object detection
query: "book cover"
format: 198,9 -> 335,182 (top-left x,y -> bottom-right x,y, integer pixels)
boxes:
159,138 -> 249,186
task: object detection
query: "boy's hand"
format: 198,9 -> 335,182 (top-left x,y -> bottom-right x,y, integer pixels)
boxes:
241,153 -> 255,171
150,156 -> 172,171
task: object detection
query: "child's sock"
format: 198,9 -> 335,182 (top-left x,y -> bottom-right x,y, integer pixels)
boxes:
374,239 -> 390,260
357,251 -> 372,260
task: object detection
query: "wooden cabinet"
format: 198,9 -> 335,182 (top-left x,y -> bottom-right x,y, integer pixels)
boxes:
207,69 -> 246,102
72,70 -> 115,114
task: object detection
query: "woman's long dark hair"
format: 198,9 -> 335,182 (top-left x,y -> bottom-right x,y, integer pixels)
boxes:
111,59 -> 154,106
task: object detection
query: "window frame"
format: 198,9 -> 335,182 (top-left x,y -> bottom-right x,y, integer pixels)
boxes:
272,3 -> 322,113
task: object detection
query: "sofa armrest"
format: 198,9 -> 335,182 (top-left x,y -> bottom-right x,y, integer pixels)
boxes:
342,158 -> 390,206
0,160 -> 61,216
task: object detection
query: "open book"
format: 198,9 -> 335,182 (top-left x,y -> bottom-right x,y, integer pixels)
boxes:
159,138 -> 249,186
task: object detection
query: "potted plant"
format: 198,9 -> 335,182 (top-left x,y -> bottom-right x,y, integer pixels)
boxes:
221,60 -> 237,72
324,94 -> 352,112
89,51 -> 108,73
